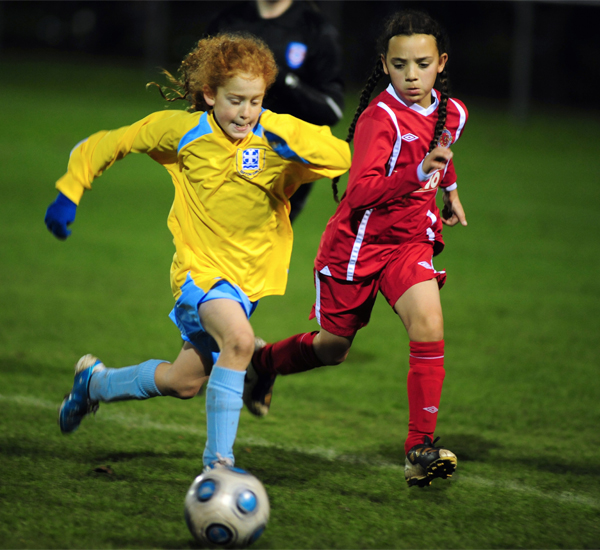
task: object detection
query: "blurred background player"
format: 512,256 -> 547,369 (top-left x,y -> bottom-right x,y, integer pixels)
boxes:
207,0 -> 345,223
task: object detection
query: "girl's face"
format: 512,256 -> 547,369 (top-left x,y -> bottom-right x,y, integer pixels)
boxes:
203,73 -> 266,140
382,34 -> 447,108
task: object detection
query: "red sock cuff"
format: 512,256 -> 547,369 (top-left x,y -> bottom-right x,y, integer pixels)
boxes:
300,330 -> 322,358
253,332 -> 323,376
409,340 -> 444,357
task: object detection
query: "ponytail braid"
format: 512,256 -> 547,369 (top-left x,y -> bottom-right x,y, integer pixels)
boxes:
428,66 -> 450,152
331,61 -> 384,203
347,62 -> 384,145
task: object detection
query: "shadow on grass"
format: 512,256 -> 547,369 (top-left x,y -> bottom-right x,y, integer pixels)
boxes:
0,434 -> 194,469
92,449 -> 190,463
0,354 -> 71,398
502,454 -> 600,478
0,354 -> 54,375
343,347 -> 378,364
234,446 -> 335,487
443,432 -> 503,461
437,433 -> 600,478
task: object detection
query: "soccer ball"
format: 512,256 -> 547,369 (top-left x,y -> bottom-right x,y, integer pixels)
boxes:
184,466 -> 270,548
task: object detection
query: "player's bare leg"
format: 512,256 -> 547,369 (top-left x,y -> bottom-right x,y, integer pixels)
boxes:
154,342 -> 211,398
312,329 -> 354,365
394,279 -> 443,343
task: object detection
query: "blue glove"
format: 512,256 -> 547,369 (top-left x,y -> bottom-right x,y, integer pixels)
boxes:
45,192 -> 77,240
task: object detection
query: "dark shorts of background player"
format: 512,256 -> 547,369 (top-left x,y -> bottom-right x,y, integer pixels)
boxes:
309,242 -> 447,337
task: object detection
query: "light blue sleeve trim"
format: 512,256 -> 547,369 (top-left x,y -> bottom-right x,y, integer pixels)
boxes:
177,112 -> 212,153
252,109 -> 265,138
253,123 -> 264,138
70,138 -> 88,157
264,130 -> 309,164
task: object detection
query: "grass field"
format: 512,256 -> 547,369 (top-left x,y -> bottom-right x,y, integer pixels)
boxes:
1,53 -> 599,549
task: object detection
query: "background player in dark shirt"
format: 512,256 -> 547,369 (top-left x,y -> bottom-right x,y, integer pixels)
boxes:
207,0 -> 345,222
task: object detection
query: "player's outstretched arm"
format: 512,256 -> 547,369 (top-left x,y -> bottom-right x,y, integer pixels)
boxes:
441,188 -> 467,227
261,112 -> 351,178
45,192 -> 77,240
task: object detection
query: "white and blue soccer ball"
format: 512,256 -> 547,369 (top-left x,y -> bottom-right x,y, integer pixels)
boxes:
184,466 -> 270,548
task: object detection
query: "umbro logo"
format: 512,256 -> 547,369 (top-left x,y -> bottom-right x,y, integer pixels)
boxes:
402,133 -> 419,142
423,406 -> 438,414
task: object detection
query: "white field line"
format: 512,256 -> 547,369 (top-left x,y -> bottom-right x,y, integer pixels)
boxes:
2,393 -> 599,510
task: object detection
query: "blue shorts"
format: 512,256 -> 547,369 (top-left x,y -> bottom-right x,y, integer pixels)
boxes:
169,273 -> 258,365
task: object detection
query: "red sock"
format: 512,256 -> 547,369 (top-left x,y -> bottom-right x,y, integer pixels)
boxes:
253,332 -> 323,376
405,340 -> 446,454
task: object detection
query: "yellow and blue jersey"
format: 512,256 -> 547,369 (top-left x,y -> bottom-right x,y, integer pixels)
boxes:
56,108 -> 351,301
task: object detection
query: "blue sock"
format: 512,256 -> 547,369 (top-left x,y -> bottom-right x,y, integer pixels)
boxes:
88,359 -> 163,402
203,366 -> 245,467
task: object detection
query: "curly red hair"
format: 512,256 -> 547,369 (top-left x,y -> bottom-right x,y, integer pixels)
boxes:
151,33 -> 278,111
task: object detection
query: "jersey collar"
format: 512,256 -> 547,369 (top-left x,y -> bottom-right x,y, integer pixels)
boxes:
386,83 -> 439,116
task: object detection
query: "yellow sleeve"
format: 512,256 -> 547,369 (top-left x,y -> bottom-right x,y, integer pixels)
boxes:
259,111 -> 351,180
56,110 -> 197,204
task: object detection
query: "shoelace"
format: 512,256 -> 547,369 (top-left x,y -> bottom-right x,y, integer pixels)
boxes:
212,452 -> 234,468
423,436 -> 442,448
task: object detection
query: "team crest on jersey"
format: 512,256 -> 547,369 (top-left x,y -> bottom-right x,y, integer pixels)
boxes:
438,128 -> 453,148
286,42 -> 307,69
236,148 -> 266,179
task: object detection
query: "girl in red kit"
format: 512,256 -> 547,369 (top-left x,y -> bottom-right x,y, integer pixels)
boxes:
246,10 -> 468,487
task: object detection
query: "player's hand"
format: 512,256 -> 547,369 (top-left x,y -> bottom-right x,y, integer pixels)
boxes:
423,146 -> 453,175
45,192 -> 77,240
441,188 -> 467,227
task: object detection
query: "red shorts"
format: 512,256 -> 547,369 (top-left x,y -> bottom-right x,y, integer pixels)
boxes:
309,242 -> 446,337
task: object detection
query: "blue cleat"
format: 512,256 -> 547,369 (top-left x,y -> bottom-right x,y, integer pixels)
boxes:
58,354 -> 104,434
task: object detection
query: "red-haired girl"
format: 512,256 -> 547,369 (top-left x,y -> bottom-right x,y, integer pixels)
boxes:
44,33 -> 351,471
245,11 -> 469,488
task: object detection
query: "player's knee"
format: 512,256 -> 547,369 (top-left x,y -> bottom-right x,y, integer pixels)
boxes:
316,341 -> 352,366
222,331 -> 255,363
411,314 -> 444,341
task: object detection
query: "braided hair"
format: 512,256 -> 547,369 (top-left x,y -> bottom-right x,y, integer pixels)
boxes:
331,10 -> 450,202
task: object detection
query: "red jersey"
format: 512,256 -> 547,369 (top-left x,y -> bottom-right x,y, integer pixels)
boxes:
315,84 -> 468,281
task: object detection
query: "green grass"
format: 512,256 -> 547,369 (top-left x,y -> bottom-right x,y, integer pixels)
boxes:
1,52 -> 600,549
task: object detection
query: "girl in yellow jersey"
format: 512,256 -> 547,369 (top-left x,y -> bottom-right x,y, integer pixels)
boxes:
45,33 -> 351,469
